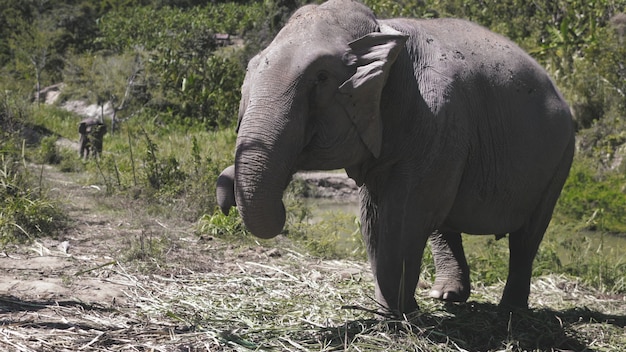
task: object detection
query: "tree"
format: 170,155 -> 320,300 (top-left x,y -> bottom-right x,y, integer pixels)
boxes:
63,51 -> 146,134
9,11 -> 61,105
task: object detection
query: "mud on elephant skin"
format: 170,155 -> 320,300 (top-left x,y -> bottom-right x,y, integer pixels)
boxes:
218,0 -> 575,316
78,118 -> 107,159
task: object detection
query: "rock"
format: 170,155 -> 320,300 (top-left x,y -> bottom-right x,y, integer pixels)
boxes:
294,171 -> 358,201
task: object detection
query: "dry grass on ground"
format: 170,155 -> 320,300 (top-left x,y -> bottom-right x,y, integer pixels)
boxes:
2,249 -> 624,351
1,165 -> 624,351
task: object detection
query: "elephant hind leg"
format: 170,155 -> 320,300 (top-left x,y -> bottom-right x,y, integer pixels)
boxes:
501,145 -> 574,309
502,221 -> 549,309
428,231 -> 470,302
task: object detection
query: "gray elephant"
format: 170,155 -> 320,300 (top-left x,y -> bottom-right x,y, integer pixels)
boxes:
78,117 -> 107,159
218,0 -> 575,315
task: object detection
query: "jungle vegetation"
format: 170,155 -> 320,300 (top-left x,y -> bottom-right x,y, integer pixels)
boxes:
1,0 -> 625,286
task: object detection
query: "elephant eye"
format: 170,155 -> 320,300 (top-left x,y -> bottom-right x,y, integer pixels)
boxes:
316,71 -> 329,84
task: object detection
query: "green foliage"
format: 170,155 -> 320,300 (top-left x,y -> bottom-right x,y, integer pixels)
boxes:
142,130 -> 185,193
196,208 -> 250,239
0,91 -> 66,244
556,159 -> 626,233
363,0 -> 431,18
96,4 -> 264,51
148,49 -> 245,128
30,104 -> 79,140
72,115 -> 236,220
287,211 -> 364,259
0,150 -> 65,244
89,3 -> 266,128
559,22 -> 626,130
1,0 -> 103,93
554,230 -> 626,293
37,136 -> 61,164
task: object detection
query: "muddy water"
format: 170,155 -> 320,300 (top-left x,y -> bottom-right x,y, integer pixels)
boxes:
303,198 -> 360,221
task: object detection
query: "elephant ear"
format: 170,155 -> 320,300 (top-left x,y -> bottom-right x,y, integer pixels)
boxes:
78,122 -> 88,134
337,25 -> 408,158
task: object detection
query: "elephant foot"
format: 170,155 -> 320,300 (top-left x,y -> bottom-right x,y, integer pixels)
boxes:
499,283 -> 530,310
428,277 -> 470,302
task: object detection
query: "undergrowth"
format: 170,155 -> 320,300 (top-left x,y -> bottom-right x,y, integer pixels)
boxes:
0,110 -> 65,243
556,158 -> 626,233
0,154 -> 64,243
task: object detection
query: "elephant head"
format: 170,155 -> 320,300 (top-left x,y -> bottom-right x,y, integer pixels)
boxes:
234,0 -> 407,238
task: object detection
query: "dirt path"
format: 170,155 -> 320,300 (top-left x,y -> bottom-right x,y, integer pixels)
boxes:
1,165 -> 624,351
0,163 -> 302,302
0,164 -> 316,350
1,165 -> 131,305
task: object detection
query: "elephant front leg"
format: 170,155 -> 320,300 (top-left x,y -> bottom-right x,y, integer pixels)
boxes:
361,190 -> 428,316
372,239 -> 425,315
428,231 -> 471,302
79,135 -> 88,159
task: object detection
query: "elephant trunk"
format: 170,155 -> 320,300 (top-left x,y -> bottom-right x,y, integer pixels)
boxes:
235,99 -> 302,239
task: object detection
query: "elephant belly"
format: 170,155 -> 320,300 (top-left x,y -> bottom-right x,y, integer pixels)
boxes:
441,190 -> 535,235
439,114 -> 571,235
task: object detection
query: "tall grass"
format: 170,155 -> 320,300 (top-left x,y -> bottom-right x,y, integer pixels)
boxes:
28,103 -> 237,219
1,101 -> 66,244
0,153 -> 64,243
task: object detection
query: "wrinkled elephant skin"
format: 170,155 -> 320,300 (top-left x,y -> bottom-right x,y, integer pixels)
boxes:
219,0 -> 575,316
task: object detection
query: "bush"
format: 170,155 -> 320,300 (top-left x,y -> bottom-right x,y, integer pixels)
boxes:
0,147 -> 65,244
91,3 -> 265,128
1,91 -> 66,243
196,208 -> 250,240
555,159 -> 626,233
75,116 -> 236,220
37,136 -> 61,164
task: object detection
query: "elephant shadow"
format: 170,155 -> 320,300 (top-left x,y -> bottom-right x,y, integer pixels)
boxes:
321,302 -> 625,351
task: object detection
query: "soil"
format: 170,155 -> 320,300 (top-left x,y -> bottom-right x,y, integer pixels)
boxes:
0,167 -> 359,305
0,165 -> 130,305
0,162 -> 366,350
1,160 -> 624,351
0,164 -> 294,349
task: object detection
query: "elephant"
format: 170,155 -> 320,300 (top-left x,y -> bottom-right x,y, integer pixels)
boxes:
218,0 -> 575,315
78,117 -> 107,159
